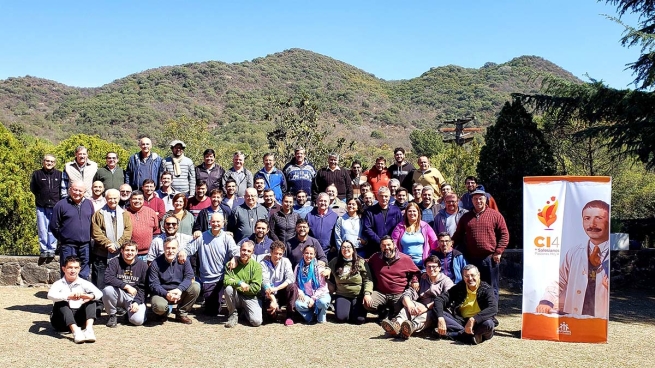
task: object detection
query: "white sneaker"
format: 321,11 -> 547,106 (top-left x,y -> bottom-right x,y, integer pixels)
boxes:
73,330 -> 85,344
84,328 -> 96,343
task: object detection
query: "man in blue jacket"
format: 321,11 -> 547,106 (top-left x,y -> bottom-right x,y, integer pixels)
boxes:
255,153 -> 287,203
125,137 -> 163,190
362,187 -> 402,258
30,154 -> 62,264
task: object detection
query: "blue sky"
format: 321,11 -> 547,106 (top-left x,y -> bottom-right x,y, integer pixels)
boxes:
0,1 -> 643,88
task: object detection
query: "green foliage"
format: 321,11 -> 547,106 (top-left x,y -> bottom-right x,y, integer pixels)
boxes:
477,100 -> 556,248
409,129 -> 446,158
0,123 -> 38,255
370,130 -> 386,139
53,134 -> 129,167
161,116 -> 214,166
430,140 -> 482,195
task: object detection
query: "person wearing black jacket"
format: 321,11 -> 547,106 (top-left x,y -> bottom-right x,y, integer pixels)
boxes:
433,264 -> 497,344
102,241 -> 148,327
30,154 -> 62,264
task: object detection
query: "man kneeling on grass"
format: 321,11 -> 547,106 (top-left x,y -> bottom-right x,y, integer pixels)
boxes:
223,240 -> 263,328
47,256 -> 102,344
103,241 -> 148,328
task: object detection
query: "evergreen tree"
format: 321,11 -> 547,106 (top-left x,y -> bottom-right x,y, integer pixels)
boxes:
477,99 -> 556,248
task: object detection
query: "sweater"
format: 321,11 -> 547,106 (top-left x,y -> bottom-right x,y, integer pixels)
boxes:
125,151 -> 162,190
452,207 -> 509,261
184,230 -> 238,284
127,206 -> 160,255
283,161 -> 316,200
30,168 -> 62,208
434,207 -> 469,237
49,197 -> 94,245
412,168 -> 446,198
364,167 -> 391,195
367,251 -> 420,295
224,258 -> 263,297
91,207 -> 133,257
401,272 -> 454,306
228,203 -> 269,242
222,167 -> 254,197
312,167 -> 352,200
148,255 -> 194,296
143,195 -> 166,221
328,257 -> 373,298
362,204 -> 403,255
195,163 -> 225,192
306,208 -> 339,253
260,256 -> 294,291
104,256 -> 149,304
161,155 -> 196,196
93,166 -> 125,192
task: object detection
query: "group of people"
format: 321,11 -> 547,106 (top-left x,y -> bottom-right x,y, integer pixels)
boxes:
33,139 -> 508,344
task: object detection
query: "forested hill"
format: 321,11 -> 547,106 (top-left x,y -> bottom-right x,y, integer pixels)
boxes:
0,48 -> 579,149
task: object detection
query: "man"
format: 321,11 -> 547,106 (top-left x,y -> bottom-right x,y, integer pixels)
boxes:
93,151 -> 125,192
187,179 -> 211,218
118,184 -> 132,209
434,193 -> 468,237
47,256 -> 102,343
61,146 -> 98,198
262,189 -> 281,213
142,179 -> 165,221
180,213 -> 239,316
312,153 -> 352,201
103,241 -> 148,327
222,151 -> 253,197
90,181 -> 106,211
269,193 -> 299,244
365,236 -> 420,319
221,178 -> 244,210
126,190 -> 160,260
536,200 -> 610,318
254,152 -> 287,203
438,183 -> 456,208
393,187 -> 409,214
459,176 -> 499,212
148,216 -> 194,264
195,148 -> 225,193
90,189 -> 133,306
435,265 -> 498,344
50,181 -> 95,280
31,154 -> 62,264
223,240 -> 263,327
156,171 -> 178,212
148,237 -> 200,324
419,185 -> 440,228
228,187 -> 269,242
381,255 -> 453,339
361,191 -> 376,211
254,176 -> 266,202
364,156 -> 391,195
362,187 -> 402,257
283,147 -> 316,200
326,184 -> 347,217
125,137 -> 162,190
387,178 -> 401,204
433,232 -> 467,284
306,192 -> 339,257
412,183 -> 424,205
193,189 -> 232,236
350,160 -> 366,199
239,219 -> 274,261
161,140 -> 195,197
293,190 -> 312,219
285,219 -> 328,267
412,156 -> 446,199
452,189 -> 509,300
260,241 -> 296,325
388,147 -> 415,191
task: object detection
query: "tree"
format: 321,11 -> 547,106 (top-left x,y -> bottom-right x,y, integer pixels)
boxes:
477,99 -> 556,248
0,123 -> 39,255
162,116 -> 214,165
430,139 -> 482,195
53,134 -> 129,167
409,128 -> 445,158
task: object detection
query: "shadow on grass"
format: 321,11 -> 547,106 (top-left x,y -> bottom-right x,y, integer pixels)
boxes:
610,289 -> 655,324
6,304 -> 51,314
28,320 -> 64,339
34,290 -> 48,299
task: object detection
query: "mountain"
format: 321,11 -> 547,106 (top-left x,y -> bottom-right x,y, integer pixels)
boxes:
0,48 -> 579,150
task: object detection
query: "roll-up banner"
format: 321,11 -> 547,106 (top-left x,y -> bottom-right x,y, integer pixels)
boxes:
522,176 -> 611,343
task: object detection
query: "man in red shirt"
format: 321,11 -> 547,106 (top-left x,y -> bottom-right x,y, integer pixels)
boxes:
142,179 -> 165,222
126,190 -> 160,260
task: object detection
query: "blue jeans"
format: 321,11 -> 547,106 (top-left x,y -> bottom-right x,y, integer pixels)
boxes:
36,207 -> 57,254
60,243 -> 90,280
295,293 -> 331,323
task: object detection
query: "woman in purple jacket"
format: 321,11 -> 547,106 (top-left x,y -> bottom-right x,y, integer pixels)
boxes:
391,202 -> 438,269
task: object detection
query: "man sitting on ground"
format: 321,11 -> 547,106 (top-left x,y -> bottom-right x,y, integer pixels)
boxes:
103,241 -> 148,328
260,240 -> 296,326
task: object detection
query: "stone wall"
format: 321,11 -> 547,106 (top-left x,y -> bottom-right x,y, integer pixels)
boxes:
2,250 -> 655,289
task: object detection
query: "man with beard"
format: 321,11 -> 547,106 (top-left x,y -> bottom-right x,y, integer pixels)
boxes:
364,157 -> 391,196
254,176 -> 266,203
61,146 -> 98,198
388,147 -> 415,192
434,193 -> 468,237
103,241 -> 148,327
125,137 -> 162,190
161,140 -> 195,197
393,187 -> 410,215
223,240 -> 263,328
434,264 -> 497,344
365,236 -> 420,320
238,219 -> 274,261
93,151 -> 125,192
293,190 -> 312,219
459,176 -> 499,212
126,190 -> 160,260
254,152 -> 287,203
350,160 -> 366,199
221,178 -> 244,210
228,187 -> 269,242
285,219 -> 328,268
306,192 -> 339,257
141,179 -> 165,221
222,151 -> 253,197
194,189 -> 232,236
195,149 -> 225,193
536,200 -> 610,319
118,184 -> 132,209
312,153 -> 352,201
179,213 -> 239,316
187,179 -> 211,218
148,215 -> 194,264
30,154 -> 62,264
283,147 -> 316,201
90,181 -> 106,211
362,187 -> 402,257
261,189 -> 281,213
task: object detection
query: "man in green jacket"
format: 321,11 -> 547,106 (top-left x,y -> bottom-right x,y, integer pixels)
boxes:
224,240 -> 263,328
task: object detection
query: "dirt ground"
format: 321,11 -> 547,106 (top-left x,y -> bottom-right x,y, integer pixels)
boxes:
1,287 -> 652,368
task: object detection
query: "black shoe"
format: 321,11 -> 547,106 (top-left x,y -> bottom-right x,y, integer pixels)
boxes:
492,316 -> 499,327
472,334 -> 482,345
116,307 -> 127,317
38,256 -> 47,266
106,314 -> 118,328
45,256 -> 55,264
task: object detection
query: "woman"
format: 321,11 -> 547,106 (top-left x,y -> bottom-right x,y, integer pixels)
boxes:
294,244 -> 331,324
381,255 -> 454,339
328,240 -> 372,324
391,202 -> 438,268
334,198 -> 367,258
161,193 -> 195,236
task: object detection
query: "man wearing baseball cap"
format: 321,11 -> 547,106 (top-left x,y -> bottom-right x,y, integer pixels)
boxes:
161,140 -> 196,197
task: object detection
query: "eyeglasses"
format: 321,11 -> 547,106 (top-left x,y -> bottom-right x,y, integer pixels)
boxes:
426,265 -> 440,269
120,190 -> 132,193
341,245 -> 353,249
164,223 -> 178,227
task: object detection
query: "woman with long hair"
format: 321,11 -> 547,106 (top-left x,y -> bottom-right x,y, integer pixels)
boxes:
294,244 -> 331,324
391,202 -> 438,268
328,240 -> 372,324
334,198 -> 367,258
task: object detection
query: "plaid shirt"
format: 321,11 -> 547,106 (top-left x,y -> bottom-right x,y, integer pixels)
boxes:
452,208 -> 509,260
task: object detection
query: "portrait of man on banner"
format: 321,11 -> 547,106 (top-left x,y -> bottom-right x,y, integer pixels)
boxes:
536,200 -> 610,319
